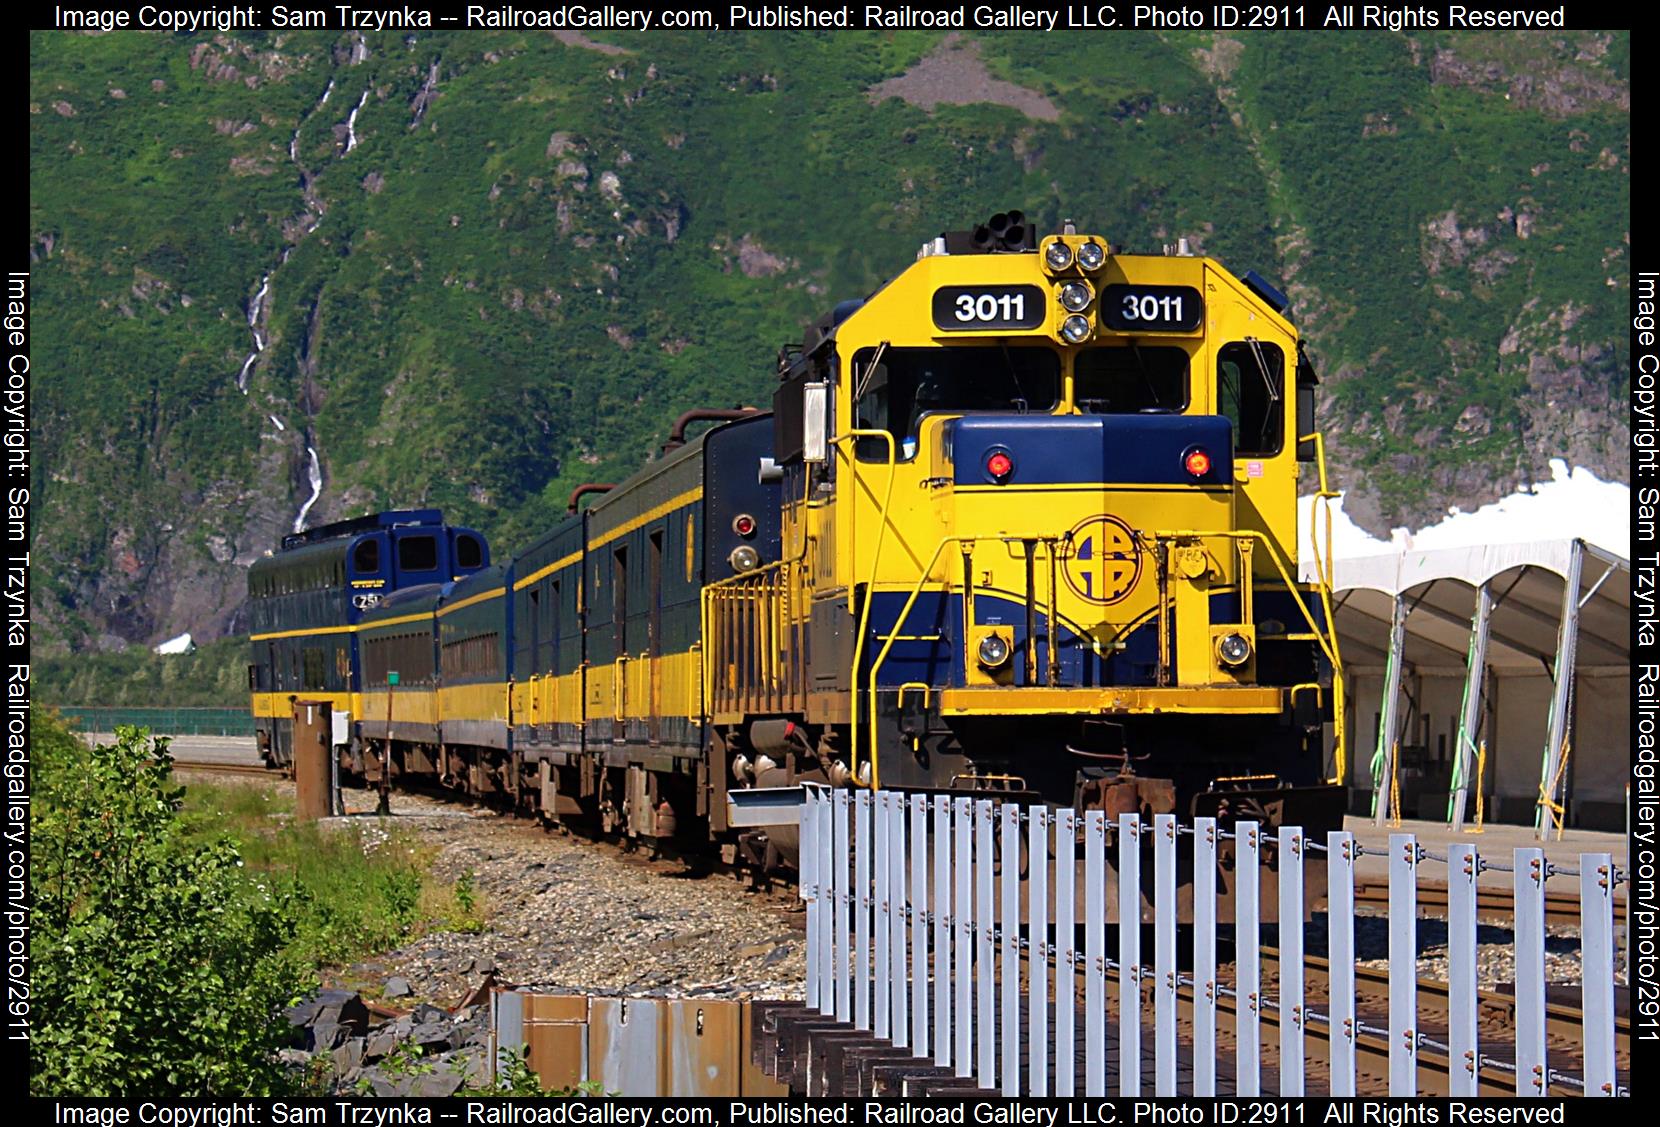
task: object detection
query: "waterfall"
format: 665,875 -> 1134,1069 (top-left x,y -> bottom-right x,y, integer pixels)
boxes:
345,90 -> 368,154
293,446 -> 323,532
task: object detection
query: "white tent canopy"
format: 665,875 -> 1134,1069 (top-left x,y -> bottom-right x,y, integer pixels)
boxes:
1304,537 -> 1629,836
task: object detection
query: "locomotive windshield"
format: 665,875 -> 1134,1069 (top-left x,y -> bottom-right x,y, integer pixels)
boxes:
853,345 -> 1060,461
1075,345 -> 1190,414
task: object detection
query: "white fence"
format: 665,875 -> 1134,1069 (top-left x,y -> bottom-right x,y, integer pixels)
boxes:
797,788 -> 1626,1097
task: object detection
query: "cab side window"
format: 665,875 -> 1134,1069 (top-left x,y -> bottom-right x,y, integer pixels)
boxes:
1217,340 -> 1285,456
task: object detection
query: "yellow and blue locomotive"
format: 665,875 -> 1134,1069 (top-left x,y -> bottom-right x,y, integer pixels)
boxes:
248,212 -> 1347,867
713,213 -> 1347,841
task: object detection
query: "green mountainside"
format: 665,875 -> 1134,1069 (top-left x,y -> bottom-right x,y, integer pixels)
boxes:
30,29 -> 1629,653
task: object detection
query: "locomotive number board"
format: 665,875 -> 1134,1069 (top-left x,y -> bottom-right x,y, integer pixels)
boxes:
1099,284 -> 1204,333
931,285 -> 1047,331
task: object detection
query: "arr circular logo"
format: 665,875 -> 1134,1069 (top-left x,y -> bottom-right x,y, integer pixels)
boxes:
1062,514 -> 1141,605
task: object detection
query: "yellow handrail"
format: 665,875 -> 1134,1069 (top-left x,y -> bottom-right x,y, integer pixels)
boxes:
1299,430 -> 1347,784
897,682 -> 931,753
862,535 -> 966,790
838,428 -> 897,789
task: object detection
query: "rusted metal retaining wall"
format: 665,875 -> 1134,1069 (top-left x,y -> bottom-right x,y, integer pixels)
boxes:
490,991 -> 788,1096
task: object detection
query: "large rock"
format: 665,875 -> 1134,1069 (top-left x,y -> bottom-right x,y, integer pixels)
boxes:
411,1021 -> 453,1052
413,1069 -> 464,1098
310,1020 -> 345,1052
364,1030 -> 400,1062
333,1037 -> 365,1075
365,1073 -> 407,1098
312,989 -> 371,1036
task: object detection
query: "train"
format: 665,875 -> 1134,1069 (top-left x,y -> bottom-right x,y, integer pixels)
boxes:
249,210 -> 1348,897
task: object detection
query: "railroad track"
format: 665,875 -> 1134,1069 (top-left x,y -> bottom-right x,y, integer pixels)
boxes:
1355,878 -> 1611,928
170,758 -> 281,778
1258,947 -> 1629,1089
1085,945 -> 1625,1096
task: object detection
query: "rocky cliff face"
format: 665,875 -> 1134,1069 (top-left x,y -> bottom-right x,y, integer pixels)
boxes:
30,29 -> 1629,652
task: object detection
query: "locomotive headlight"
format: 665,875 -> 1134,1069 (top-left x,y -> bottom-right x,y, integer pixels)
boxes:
1217,632 -> 1252,667
728,545 -> 760,572
1060,314 -> 1092,344
977,633 -> 1012,669
1044,241 -> 1075,272
1059,280 -> 1094,313
1076,240 -> 1107,271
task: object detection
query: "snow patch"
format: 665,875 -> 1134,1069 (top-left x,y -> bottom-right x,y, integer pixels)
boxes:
153,632 -> 194,655
1302,458 -> 1629,563
269,415 -> 285,431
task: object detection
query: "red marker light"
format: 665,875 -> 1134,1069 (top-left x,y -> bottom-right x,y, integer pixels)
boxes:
1184,448 -> 1212,478
732,513 -> 757,537
986,452 -> 1014,480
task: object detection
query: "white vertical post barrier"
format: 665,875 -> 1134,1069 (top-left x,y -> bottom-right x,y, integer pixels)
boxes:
1515,848 -> 1547,1095
1000,803 -> 1021,1096
889,794 -> 908,1048
1388,833 -> 1418,1095
818,790 -> 835,1016
953,797 -> 973,1077
1118,813 -> 1141,1096
934,795 -> 953,1069
803,790 -> 819,1012
835,790 -> 852,1023
1055,809 -> 1077,1097
1153,814 -> 1177,1096
1194,817 -> 1218,1097
975,799 -> 996,1089
1581,853 -> 1616,1097
1084,809 -> 1106,1096
1236,821 -> 1261,1097
855,790 -> 872,1031
1327,831 -> 1357,1097
1448,842 -> 1479,1096
874,792 -> 891,1040
911,795 -> 929,1059
1278,825 -> 1304,1095
1029,805 -> 1050,1097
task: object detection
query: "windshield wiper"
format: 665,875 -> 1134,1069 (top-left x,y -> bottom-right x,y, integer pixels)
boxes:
999,342 -> 1029,414
1244,337 -> 1281,448
1132,343 -> 1163,409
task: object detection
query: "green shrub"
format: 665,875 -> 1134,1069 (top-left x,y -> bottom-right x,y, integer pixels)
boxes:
30,710 -> 306,1096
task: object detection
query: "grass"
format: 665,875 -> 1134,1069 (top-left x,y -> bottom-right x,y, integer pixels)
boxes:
180,779 -> 488,972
